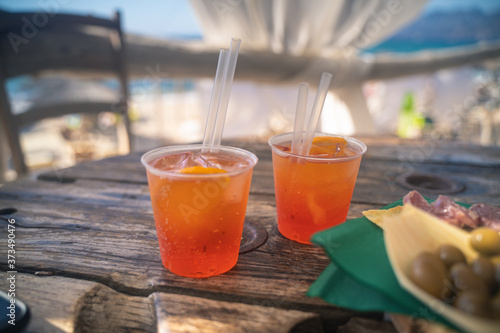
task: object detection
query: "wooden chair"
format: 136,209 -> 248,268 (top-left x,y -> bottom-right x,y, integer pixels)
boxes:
0,9 -> 132,177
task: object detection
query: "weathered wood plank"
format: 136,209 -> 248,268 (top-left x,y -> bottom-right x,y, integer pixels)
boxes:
337,317 -> 398,333
0,273 -> 329,333
0,273 -> 156,333
360,136 -> 500,166
72,283 -> 156,333
153,292 -> 323,333
0,176 -> 382,328
1,170 -> 497,305
2,137 -> 498,333
37,137 -> 500,183
0,202 -> 343,305
0,176 -> 374,231
35,151 -> 500,207
35,138 -> 500,208
355,158 -> 500,206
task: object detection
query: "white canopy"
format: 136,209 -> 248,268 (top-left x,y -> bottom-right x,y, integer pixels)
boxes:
187,0 -> 424,134
189,0 -> 426,56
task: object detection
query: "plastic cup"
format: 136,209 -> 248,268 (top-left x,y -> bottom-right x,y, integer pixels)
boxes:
141,145 -> 258,278
268,132 -> 366,244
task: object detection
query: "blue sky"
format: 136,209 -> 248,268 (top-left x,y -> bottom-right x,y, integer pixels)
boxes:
0,0 -> 202,38
1,0 -> 500,39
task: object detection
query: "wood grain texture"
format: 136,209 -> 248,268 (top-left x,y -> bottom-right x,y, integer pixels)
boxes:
1,273 -> 326,333
37,138 -> 500,206
0,178 -> 360,305
0,273 -> 95,333
0,179 -> 375,332
153,292 -> 323,333
337,317 -> 398,333
0,273 -> 155,333
1,137 -> 499,332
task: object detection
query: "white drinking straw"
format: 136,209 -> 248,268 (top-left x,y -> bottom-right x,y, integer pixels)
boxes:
209,38 -> 241,153
201,48 -> 229,154
291,82 -> 309,155
299,72 -> 333,156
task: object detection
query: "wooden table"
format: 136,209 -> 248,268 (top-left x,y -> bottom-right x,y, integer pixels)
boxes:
1,136 -> 499,333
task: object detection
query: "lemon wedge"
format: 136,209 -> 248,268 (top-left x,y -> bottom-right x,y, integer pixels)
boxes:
309,136 -> 348,156
177,166 -> 227,174
312,136 -> 347,147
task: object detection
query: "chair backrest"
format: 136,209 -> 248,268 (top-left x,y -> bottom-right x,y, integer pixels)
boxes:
0,9 -> 132,176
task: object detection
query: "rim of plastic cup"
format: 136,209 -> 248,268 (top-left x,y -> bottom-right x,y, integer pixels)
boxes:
141,144 -> 258,178
268,132 -> 367,162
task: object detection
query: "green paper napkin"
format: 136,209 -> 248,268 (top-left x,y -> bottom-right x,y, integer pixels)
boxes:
309,262 -> 419,314
307,199 -> 465,332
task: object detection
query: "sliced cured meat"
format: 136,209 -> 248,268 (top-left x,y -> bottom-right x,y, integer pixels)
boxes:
402,191 -> 481,229
403,190 -> 432,212
469,203 -> 500,232
430,195 -> 478,229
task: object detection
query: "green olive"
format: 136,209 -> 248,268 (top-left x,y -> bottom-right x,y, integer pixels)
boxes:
454,290 -> 492,318
437,244 -> 466,268
471,257 -> 496,292
470,227 -> 500,257
410,252 -> 450,299
450,262 -> 489,294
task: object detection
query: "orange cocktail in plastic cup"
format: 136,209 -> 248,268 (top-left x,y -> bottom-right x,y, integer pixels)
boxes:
141,145 -> 258,278
268,132 -> 366,244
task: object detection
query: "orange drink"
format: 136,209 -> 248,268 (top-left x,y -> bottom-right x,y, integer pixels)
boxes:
141,145 -> 257,277
268,132 -> 366,244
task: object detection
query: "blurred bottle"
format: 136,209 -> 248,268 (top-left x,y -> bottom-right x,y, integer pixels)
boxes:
397,92 -> 425,138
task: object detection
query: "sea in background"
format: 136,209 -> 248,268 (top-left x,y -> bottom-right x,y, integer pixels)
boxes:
365,9 -> 500,53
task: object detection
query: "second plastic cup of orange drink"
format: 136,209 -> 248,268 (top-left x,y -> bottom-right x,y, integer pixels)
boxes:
141,145 -> 257,278
268,132 -> 366,244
